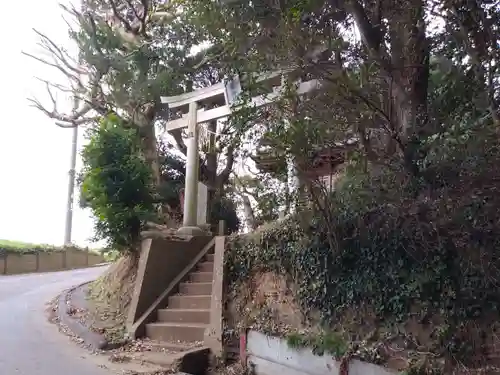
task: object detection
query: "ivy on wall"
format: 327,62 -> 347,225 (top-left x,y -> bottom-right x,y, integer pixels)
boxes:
224,193 -> 500,372
227,209 -> 500,322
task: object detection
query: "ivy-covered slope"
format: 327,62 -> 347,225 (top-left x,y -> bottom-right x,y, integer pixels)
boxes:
223,126 -> 500,374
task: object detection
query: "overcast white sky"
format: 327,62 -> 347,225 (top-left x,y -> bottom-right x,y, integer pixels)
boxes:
0,0 -> 96,247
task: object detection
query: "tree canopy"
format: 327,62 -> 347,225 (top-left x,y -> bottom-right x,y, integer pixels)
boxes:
28,0 -> 499,237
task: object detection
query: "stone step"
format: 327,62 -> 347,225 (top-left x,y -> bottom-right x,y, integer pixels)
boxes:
197,262 -> 214,272
146,322 -> 207,343
189,272 -> 213,283
205,254 -> 214,262
158,308 -> 210,324
169,295 -> 211,309
140,339 -> 196,353
179,282 -> 212,295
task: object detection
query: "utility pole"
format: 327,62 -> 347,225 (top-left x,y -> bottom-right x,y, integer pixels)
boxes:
63,2 -> 84,246
64,120 -> 78,246
64,57 -> 81,245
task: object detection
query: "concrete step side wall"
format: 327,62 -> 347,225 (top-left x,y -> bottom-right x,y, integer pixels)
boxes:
127,235 -> 214,338
133,234 -> 226,356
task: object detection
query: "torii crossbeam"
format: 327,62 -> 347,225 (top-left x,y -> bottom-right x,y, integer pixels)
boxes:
160,72 -> 321,235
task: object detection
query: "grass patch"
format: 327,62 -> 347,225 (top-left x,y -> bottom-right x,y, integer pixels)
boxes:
0,239 -> 105,256
286,331 -> 348,358
0,239 -> 45,249
0,239 -> 60,254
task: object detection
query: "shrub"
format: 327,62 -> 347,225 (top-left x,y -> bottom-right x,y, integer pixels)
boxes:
80,115 -> 157,254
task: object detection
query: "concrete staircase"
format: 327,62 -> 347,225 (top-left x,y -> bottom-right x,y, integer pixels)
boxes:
145,252 -> 214,346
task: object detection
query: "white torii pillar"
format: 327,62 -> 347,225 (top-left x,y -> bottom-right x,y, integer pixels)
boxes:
177,102 -> 205,235
161,74 -> 320,235
161,79 -> 239,236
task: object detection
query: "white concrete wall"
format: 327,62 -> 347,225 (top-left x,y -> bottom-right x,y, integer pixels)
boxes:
246,330 -> 395,375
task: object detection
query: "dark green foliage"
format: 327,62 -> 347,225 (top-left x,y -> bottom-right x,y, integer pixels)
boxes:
227,194 -> 500,324
225,123 -> 500,369
157,145 -> 186,213
80,115 -> 157,253
286,331 -> 348,358
211,197 -> 241,235
80,118 -> 240,248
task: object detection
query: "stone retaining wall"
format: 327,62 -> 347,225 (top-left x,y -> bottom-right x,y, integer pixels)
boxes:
243,330 -> 395,375
0,249 -> 105,275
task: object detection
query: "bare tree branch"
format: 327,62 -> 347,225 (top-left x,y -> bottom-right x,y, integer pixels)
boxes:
27,79 -> 97,127
24,2 -> 118,128
34,77 -> 80,95
22,51 -> 81,87
107,0 -> 133,31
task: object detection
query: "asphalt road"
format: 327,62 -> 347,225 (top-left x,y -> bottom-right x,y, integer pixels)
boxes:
0,266 -> 113,375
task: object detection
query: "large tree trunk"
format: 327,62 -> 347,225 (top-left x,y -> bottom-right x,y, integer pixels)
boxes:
140,123 -> 161,187
347,0 -> 430,175
172,120 -> 235,194
137,116 -> 166,221
388,0 -> 429,139
241,194 -> 258,230
136,102 -> 162,188
388,0 -> 430,174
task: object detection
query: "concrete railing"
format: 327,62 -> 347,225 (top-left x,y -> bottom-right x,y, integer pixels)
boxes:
0,249 -> 105,275
204,235 -> 225,356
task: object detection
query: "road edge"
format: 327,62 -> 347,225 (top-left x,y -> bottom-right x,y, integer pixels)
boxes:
57,281 -> 109,350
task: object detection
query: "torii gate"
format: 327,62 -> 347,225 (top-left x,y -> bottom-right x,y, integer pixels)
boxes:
160,72 -> 321,235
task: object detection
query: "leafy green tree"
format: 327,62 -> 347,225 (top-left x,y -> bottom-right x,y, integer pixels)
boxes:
26,0 -> 241,225
80,115 -> 156,254
184,0 -> 499,177
27,0 -> 500,240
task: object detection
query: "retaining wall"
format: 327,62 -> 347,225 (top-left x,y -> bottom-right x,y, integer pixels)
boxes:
0,249 -> 105,275
242,330 -> 395,375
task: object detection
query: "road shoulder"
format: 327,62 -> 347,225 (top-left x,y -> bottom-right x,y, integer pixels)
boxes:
49,279 -> 189,374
